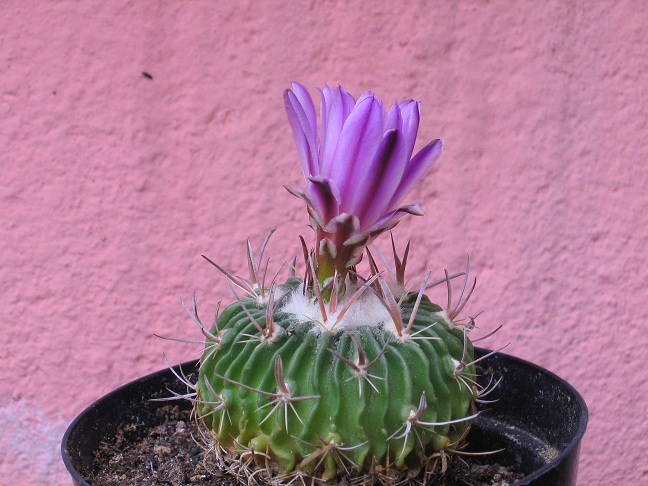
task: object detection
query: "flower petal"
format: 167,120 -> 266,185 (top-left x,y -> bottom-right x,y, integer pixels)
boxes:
329,93 -> 387,206
348,129 -> 408,229
384,102 -> 403,140
366,203 -> 425,236
398,100 -> 420,161
319,85 -> 356,168
285,185 -> 329,230
283,87 -> 318,176
324,212 -> 360,240
306,176 -> 341,225
290,82 -> 318,141
387,138 -> 443,210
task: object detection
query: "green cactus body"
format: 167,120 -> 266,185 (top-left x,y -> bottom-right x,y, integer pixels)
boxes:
196,282 -> 476,479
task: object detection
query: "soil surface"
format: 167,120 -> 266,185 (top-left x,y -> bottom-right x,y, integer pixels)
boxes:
90,405 -> 524,486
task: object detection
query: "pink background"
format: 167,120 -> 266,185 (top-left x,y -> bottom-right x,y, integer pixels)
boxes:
1,1 -> 647,484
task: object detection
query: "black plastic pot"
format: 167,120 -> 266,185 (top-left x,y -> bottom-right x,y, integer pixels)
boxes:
62,349 -> 588,485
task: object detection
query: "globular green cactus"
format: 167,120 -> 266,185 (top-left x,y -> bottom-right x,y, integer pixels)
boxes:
188,239 -> 483,482
173,83 -> 497,482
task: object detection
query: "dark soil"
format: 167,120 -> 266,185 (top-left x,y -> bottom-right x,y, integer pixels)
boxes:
90,405 -> 524,486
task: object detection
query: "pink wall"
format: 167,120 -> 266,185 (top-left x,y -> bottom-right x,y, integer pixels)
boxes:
1,1 -> 646,484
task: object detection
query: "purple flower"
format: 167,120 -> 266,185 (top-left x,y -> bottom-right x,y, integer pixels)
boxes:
284,82 -> 443,278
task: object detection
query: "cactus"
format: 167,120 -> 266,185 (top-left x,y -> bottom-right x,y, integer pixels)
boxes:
175,83 -> 498,483
194,267 -> 480,481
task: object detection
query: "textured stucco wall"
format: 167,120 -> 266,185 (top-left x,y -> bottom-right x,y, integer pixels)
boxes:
1,1 -> 647,484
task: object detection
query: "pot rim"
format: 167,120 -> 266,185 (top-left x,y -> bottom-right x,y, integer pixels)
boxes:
475,349 -> 588,485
